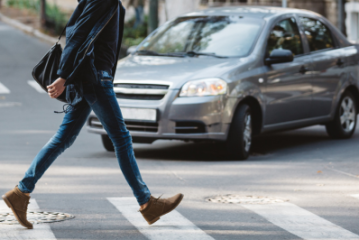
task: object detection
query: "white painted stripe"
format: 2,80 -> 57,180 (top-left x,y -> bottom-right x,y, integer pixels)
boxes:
242,202 -> 359,240
0,102 -> 22,108
0,199 -> 57,240
28,80 -> 46,93
108,197 -> 214,240
351,194 -> 359,200
0,82 -> 10,94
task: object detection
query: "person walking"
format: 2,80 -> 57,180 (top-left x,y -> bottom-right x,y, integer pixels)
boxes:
127,0 -> 145,28
2,0 -> 183,229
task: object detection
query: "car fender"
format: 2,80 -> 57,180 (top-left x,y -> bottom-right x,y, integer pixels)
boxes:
330,48 -> 359,119
331,74 -> 359,119
222,78 -> 265,135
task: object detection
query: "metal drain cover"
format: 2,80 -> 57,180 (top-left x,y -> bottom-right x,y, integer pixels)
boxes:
0,211 -> 75,225
207,195 -> 288,204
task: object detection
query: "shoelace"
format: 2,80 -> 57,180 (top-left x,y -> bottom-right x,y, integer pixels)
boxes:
54,104 -> 74,114
138,194 -> 163,212
152,194 -> 164,206
155,194 -> 163,201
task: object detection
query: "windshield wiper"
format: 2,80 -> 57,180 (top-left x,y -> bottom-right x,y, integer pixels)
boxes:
135,50 -> 185,57
181,51 -> 228,58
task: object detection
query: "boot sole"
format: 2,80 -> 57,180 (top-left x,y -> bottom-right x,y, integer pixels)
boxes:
148,194 -> 184,225
2,195 -> 33,229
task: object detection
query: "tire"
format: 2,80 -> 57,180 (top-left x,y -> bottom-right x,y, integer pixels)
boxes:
326,91 -> 357,139
226,104 -> 252,160
101,135 -> 115,152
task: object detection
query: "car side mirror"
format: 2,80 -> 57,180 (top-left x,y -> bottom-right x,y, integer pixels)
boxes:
127,45 -> 138,55
265,49 -> 294,65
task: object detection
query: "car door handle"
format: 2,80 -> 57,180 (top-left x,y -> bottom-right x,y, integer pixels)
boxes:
299,66 -> 309,74
337,58 -> 344,67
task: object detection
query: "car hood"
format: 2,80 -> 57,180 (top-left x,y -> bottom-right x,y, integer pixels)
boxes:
114,55 -> 248,89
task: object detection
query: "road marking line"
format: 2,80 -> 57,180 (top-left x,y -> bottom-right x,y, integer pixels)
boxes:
0,199 -> 57,240
242,202 -> 359,240
0,82 -> 10,94
28,80 -> 46,93
326,166 -> 359,179
0,102 -> 22,108
351,194 -> 359,200
108,197 -> 214,240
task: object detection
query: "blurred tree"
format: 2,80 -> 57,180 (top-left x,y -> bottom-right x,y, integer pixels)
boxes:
127,0 -> 145,29
40,0 -> 46,28
149,0 -> 158,34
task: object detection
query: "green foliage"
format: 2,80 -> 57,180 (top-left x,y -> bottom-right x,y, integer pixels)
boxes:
6,0 -> 149,42
46,4 -> 67,35
6,0 -> 67,35
122,15 -> 148,47
7,0 -> 39,12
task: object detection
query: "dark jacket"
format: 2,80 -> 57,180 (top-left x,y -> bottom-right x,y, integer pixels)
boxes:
57,0 -> 125,106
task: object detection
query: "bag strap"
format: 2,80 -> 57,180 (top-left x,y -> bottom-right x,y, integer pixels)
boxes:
56,24 -> 68,44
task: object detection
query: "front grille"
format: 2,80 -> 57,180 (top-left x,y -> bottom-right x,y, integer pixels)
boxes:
89,117 -> 158,132
126,121 -> 158,132
114,84 -> 169,90
116,93 -> 164,100
113,82 -> 170,100
175,121 -> 206,134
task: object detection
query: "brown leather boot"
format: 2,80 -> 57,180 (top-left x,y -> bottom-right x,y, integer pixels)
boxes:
140,193 -> 184,225
2,186 -> 33,229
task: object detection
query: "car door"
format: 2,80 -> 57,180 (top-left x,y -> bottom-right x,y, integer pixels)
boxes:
299,16 -> 344,118
263,16 -> 313,126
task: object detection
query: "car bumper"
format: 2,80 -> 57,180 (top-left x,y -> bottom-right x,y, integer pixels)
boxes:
86,90 -> 229,141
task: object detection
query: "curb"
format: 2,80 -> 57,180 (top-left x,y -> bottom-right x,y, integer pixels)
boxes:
0,12 -> 65,45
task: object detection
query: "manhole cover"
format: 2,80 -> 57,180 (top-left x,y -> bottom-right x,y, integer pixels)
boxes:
0,211 -> 75,225
207,195 -> 288,204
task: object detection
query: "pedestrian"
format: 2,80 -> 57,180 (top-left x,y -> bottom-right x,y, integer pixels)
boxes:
127,0 -> 145,28
2,0 -> 183,229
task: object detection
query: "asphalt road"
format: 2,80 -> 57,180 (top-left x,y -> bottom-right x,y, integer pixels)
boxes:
0,21 -> 359,240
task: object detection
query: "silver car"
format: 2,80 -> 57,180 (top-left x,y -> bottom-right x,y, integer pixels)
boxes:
87,6 -> 359,160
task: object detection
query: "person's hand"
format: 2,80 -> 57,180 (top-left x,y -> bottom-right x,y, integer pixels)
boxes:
47,78 -> 66,99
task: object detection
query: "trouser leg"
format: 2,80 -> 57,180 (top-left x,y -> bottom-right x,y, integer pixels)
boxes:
86,77 -> 151,205
18,100 -> 91,193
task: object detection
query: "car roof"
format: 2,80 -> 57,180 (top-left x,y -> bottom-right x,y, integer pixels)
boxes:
184,6 -> 321,19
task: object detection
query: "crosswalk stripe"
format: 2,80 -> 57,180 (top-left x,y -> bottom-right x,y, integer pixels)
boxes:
0,82 -> 10,94
351,194 -> 359,200
108,197 -> 214,240
0,199 -> 57,240
28,80 -> 46,93
241,202 -> 359,240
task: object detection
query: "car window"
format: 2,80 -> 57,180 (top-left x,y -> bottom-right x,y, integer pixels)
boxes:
139,16 -> 263,57
266,17 -> 303,57
147,20 -> 196,54
300,17 -> 334,52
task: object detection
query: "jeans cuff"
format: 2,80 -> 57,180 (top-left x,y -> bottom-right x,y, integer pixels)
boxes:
137,194 -> 151,206
18,182 -> 31,193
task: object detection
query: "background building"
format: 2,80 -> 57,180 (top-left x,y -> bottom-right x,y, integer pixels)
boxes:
2,0 -> 356,42
345,0 -> 359,43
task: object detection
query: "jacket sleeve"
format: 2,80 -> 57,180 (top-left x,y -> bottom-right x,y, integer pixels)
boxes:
57,0 -> 114,80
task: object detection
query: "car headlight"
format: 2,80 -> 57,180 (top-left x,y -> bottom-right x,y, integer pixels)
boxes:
179,78 -> 227,97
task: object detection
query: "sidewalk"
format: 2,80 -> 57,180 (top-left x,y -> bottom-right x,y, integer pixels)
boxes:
47,0 -> 78,12
0,6 -> 65,46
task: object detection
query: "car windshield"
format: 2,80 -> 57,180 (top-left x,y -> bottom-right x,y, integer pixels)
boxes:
137,16 -> 263,58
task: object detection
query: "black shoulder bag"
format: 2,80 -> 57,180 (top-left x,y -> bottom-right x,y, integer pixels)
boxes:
32,26 -> 67,103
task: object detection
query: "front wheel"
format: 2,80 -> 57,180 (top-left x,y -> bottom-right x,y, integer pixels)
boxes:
226,104 -> 252,160
101,135 -> 115,152
326,92 -> 357,139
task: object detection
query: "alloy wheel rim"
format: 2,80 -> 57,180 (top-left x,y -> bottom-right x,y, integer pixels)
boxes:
243,113 -> 252,152
340,96 -> 356,132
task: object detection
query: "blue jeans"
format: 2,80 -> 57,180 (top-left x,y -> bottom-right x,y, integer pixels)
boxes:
18,71 -> 151,205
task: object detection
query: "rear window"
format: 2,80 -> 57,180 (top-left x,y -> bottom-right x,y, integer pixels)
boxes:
300,17 -> 334,52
